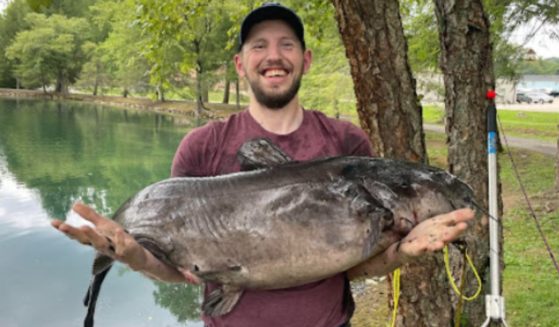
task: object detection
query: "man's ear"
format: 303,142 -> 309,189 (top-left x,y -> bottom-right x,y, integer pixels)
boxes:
234,53 -> 245,78
303,49 -> 312,74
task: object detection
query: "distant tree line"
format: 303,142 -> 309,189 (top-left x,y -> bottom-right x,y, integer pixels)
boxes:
518,57 -> 559,75
0,0 -> 557,114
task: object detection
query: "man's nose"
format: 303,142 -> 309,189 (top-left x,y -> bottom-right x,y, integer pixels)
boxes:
265,44 -> 282,60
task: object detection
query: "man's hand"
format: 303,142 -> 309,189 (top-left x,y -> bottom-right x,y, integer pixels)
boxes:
51,202 -> 201,284
397,208 -> 474,261
348,208 -> 475,280
51,202 -> 148,270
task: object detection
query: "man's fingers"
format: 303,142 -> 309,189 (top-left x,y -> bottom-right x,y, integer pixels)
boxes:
53,221 -> 90,243
452,208 -> 475,222
114,229 -> 125,257
81,226 -> 113,253
440,208 -> 475,227
51,220 -> 63,228
178,267 -> 202,285
73,202 -> 108,225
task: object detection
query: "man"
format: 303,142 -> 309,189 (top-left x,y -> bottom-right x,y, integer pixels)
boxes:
52,3 -> 474,327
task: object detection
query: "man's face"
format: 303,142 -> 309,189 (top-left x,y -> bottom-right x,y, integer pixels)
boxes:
235,20 -> 312,109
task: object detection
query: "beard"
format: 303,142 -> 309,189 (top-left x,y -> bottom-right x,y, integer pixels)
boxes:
246,63 -> 304,109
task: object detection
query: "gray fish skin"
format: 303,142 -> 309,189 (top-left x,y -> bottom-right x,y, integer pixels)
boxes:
83,139 -> 476,322
117,158 -> 395,289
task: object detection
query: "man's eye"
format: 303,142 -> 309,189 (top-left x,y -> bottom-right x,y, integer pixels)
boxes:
253,44 -> 265,50
282,42 -> 294,49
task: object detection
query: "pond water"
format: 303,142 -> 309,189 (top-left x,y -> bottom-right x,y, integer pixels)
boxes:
0,98 -> 204,327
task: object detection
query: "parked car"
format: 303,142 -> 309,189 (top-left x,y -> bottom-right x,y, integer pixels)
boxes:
525,92 -> 554,104
516,93 -> 532,103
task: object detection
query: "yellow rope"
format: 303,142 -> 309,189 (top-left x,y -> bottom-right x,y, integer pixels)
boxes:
443,245 -> 482,301
387,247 -> 480,326
390,268 -> 401,327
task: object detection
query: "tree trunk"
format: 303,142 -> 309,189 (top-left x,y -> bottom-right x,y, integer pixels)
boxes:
332,1 -> 493,326
235,78 -> 240,109
223,77 -> 230,104
156,83 -> 165,102
93,61 -> 100,96
434,0 -> 496,325
196,63 -> 204,117
332,0 -> 426,163
194,40 -> 205,117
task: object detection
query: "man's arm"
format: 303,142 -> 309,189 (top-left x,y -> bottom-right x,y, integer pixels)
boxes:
51,202 -> 200,284
348,208 -> 474,280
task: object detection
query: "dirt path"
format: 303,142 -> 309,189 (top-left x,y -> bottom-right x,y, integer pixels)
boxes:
424,123 -> 556,156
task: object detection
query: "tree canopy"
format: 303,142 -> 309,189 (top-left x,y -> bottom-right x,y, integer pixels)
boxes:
0,0 -> 557,109
6,12 -> 89,92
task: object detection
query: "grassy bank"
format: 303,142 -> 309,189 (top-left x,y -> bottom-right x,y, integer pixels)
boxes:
0,88 -> 242,119
424,105 -> 559,143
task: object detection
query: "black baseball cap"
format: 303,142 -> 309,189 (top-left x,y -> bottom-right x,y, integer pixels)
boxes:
238,2 -> 305,50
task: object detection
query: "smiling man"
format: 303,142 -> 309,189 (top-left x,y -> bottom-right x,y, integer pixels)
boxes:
169,3 -> 472,327
52,3 -> 474,327
235,13 -> 311,111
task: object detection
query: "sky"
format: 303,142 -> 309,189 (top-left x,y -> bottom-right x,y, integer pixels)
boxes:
0,1 -> 557,59
509,20 -> 559,59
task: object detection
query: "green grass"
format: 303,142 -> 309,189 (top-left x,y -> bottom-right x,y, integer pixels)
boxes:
503,207 -> 559,327
496,110 -> 559,142
498,148 -> 559,326
423,104 -> 445,124
500,150 -> 556,195
423,105 -> 559,142
425,132 -> 559,326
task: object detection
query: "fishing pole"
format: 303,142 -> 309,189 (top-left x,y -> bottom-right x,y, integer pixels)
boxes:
481,89 -> 509,327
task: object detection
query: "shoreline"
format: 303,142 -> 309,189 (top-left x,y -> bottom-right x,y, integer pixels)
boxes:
0,88 -> 243,119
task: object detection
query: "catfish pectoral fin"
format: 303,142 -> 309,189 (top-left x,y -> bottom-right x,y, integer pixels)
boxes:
92,253 -> 114,275
202,285 -> 244,317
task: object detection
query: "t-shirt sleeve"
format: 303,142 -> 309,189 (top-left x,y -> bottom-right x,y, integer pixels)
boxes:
343,123 -> 375,157
171,124 -> 216,177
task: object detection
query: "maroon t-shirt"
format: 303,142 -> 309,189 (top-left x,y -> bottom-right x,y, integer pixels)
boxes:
171,109 -> 373,327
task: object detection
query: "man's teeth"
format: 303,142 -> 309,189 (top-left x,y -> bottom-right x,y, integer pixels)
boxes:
264,69 -> 287,77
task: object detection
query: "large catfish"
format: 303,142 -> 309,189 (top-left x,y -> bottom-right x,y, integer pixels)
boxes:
81,138 -> 477,327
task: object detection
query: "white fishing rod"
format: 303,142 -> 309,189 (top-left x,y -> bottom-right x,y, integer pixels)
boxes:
481,90 -> 509,327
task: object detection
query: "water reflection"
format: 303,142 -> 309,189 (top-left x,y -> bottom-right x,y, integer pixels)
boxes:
0,99 -> 203,327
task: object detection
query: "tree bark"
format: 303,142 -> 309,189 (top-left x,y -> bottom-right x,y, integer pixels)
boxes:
331,0 -> 426,163
235,78 -> 240,109
194,40 -> 206,117
93,61 -> 100,96
156,83 -> 165,102
223,76 -> 230,104
434,0 -> 496,325
332,0 -> 494,326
